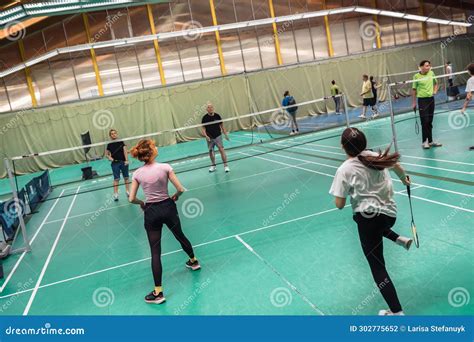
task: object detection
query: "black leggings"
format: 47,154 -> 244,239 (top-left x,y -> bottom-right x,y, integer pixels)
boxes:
418,97 -> 435,144
353,213 -> 402,313
144,198 -> 195,287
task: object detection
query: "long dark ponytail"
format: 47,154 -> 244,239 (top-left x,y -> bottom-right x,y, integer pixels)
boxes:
341,128 -> 400,170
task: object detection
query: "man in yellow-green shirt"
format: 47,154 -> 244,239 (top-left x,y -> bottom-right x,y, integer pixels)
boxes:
412,60 -> 441,149
330,80 -> 342,115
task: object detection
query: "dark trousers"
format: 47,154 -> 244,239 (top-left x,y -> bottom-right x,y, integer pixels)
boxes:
333,96 -> 341,113
418,97 -> 435,143
144,198 -> 195,286
353,213 -> 403,313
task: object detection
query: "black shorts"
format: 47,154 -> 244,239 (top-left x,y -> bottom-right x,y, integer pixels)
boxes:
363,98 -> 376,107
143,198 -> 179,231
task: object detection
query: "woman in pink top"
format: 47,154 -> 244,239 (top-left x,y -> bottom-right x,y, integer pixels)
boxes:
129,139 -> 200,305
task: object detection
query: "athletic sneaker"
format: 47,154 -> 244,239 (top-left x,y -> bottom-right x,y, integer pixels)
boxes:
378,309 -> 405,316
209,165 -> 216,173
422,139 -> 430,149
145,291 -> 166,304
224,166 -> 230,173
372,113 -> 379,118
290,131 -> 295,136
358,114 -> 366,119
336,112 -> 342,115
430,142 -> 442,147
186,259 -> 201,271
113,193 -> 119,202
396,236 -> 413,251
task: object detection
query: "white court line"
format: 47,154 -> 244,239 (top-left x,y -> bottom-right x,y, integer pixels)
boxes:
0,190 -> 66,293
23,186 -> 80,316
400,155 -> 474,166
44,163 -> 310,226
244,151 -> 474,213
0,205 -> 346,301
252,148 -> 473,198
273,141 -> 474,176
235,235 -> 323,315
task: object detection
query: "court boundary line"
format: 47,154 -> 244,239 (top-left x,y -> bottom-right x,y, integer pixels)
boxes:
245,151 -> 474,213
0,189 -> 66,293
257,148 -> 474,198
235,235 -> 324,315
0,205 -> 347,302
22,186 -> 80,315
272,142 -> 473,175
43,162 -> 310,226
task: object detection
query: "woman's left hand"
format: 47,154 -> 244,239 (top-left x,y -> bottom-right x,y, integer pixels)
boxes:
171,193 -> 180,202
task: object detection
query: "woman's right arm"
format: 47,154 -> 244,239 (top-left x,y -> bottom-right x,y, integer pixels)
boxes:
392,163 -> 410,186
169,171 -> 185,201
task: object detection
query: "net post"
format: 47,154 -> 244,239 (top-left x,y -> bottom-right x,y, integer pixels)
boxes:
342,94 -> 350,128
440,44 -> 448,103
3,158 -> 31,253
387,85 -> 399,152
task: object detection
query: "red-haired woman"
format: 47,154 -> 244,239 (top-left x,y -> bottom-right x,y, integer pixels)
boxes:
129,139 -> 200,304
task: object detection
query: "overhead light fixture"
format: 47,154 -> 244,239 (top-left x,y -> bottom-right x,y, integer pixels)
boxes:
451,21 -> 471,27
403,14 -> 428,22
329,7 -> 356,15
427,18 -> 451,25
380,10 -> 405,18
58,44 -> 91,54
92,40 -> 126,49
355,7 -> 380,15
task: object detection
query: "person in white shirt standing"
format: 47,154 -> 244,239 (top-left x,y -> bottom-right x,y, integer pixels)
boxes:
329,127 -> 412,316
461,63 -> 473,116
445,61 -> 454,87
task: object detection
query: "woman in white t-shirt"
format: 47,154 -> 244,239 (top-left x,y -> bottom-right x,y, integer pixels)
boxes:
330,127 -> 412,316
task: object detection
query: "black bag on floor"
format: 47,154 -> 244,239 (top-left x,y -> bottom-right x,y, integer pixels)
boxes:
447,85 -> 459,97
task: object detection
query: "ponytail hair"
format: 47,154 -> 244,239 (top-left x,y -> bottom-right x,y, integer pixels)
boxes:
341,128 -> 400,170
130,139 -> 157,163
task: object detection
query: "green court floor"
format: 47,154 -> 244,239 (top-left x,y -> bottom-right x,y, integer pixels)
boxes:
0,108 -> 472,316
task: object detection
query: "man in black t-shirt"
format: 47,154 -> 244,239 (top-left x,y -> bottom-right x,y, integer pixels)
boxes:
201,103 -> 230,173
106,129 -> 130,201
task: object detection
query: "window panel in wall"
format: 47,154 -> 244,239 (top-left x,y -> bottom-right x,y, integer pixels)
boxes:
292,19 -> 315,62
134,44 -> 162,88
107,9 -> 132,39
87,11 -> 113,43
0,80 -> 11,113
451,11 -> 467,36
309,17 -> 329,59
329,21 -> 348,57
188,0 -> 213,27
23,31 -> 46,60
214,0 -> 238,24
379,16 -> 395,48
30,62 -> 58,106
345,19 -> 363,54
251,0 -> 270,20
257,25 -> 279,68
68,51 -> 99,98
198,33 -> 221,79
4,72 -> 31,110
152,3 -> 175,33
437,6 -> 454,38
63,14 -> 88,45
220,30 -> 245,75
115,46 -> 143,92
49,56 -> 80,103
393,19 -> 410,45
159,40 -> 185,84
176,37 -> 203,82
239,27 -> 263,71
96,49 -> 123,95
129,6 -> 151,37
43,22 -> 68,51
